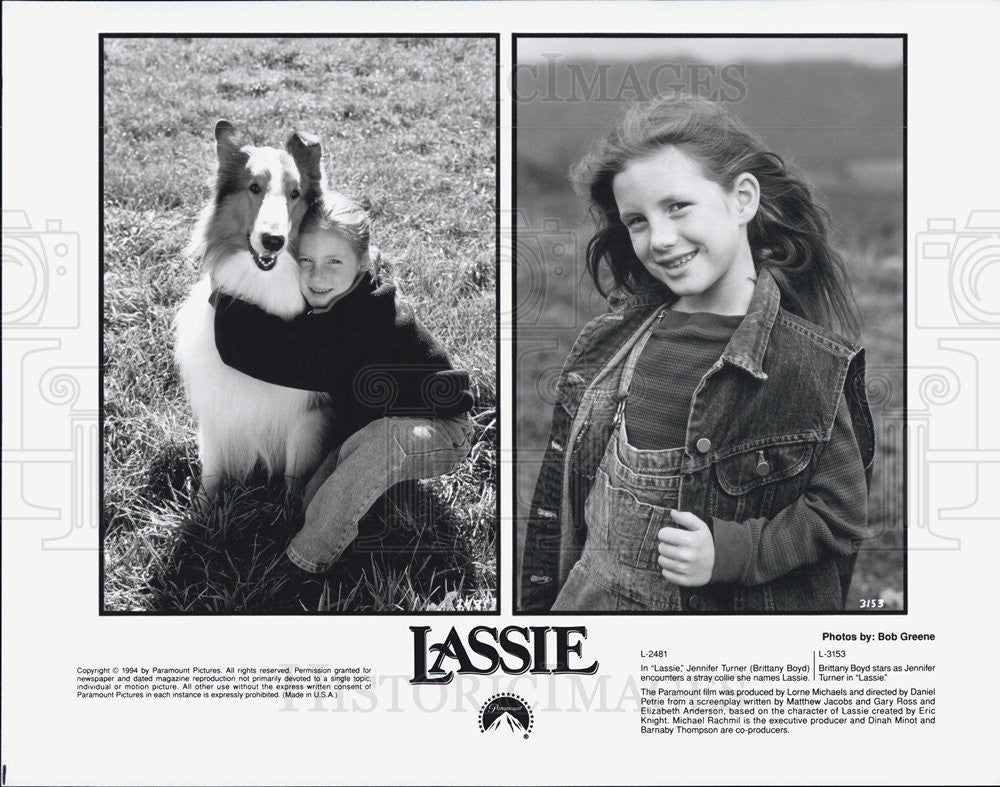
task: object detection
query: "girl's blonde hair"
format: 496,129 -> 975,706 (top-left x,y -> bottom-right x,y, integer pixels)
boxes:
299,190 -> 372,265
572,94 -> 860,339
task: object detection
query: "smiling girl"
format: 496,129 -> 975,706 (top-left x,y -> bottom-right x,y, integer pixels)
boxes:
520,95 -> 876,612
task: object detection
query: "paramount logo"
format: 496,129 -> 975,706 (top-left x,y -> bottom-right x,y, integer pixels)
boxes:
478,693 -> 534,738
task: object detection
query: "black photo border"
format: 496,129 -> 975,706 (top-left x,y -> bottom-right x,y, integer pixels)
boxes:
511,32 -> 908,617
98,32 -> 502,617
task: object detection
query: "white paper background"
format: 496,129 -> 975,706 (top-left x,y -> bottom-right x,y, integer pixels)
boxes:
3,1 -> 999,785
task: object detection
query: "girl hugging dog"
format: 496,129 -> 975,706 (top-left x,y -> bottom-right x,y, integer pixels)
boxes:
211,191 -> 474,573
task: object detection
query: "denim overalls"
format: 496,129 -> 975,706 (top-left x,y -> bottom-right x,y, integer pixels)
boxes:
522,269 -> 876,613
552,307 -> 685,611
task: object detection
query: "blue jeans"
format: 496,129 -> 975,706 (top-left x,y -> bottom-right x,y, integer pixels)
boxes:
286,415 -> 473,572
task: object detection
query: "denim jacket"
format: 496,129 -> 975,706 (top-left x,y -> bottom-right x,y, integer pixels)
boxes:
520,267 -> 876,613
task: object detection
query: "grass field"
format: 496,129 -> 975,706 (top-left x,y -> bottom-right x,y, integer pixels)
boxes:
102,37 -> 497,612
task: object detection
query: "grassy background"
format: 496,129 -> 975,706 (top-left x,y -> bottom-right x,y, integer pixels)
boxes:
102,37 -> 496,612
515,54 -> 905,610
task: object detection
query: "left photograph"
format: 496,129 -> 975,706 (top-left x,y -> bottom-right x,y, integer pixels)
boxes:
101,35 -> 498,613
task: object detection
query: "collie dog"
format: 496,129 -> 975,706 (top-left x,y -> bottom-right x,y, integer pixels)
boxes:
174,120 -> 331,497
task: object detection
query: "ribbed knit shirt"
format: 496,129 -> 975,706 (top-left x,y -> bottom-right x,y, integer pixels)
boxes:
625,309 -> 743,450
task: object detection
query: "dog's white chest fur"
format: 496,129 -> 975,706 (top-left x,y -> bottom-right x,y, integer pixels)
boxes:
174,269 -> 328,490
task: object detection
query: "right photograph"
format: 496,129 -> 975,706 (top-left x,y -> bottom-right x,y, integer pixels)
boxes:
514,36 -> 905,613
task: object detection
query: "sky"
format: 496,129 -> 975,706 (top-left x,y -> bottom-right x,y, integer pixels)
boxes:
517,37 -> 903,66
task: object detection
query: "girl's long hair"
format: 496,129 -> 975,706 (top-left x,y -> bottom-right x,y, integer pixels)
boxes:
571,94 -> 860,339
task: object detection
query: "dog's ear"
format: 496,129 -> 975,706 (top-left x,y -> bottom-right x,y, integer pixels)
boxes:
215,120 -> 250,162
286,131 -> 323,185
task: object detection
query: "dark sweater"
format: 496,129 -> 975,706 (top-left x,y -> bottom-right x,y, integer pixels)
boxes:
212,272 -> 474,446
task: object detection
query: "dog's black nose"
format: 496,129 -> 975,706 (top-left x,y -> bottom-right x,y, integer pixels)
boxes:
261,233 -> 285,252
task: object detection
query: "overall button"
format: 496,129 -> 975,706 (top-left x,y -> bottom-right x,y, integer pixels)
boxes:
755,451 -> 771,477
695,437 -> 712,454
688,594 -> 703,610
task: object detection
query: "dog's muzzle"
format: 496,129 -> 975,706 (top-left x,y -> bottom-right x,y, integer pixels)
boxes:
247,234 -> 279,271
